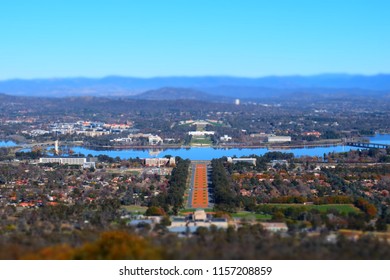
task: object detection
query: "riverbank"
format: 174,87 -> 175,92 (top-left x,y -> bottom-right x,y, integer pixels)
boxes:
83,140 -> 346,150
0,137 -> 370,151
2,134 -> 390,160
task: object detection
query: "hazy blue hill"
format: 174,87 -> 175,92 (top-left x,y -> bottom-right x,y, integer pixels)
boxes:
131,87 -> 227,101
198,86 -> 288,99
0,77 -> 145,97
200,86 -> 388,100
0,74 -> 390,97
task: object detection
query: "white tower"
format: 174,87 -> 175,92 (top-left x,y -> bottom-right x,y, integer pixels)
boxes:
54,140 -> 59,155
235,99 -> 240,105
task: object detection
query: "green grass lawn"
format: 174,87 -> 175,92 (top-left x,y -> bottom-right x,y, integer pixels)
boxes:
190,136 -> 213,146
121,205 -> 148,213
179,208 -> 213,214
207,121 -> 225,127
267,203 -> 360,214
179,209 -> 271,220
232,212 -> 272,220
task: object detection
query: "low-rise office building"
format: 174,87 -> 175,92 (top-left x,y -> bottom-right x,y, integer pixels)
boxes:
227,157 -> 257,166
39,157 -> 96,167
188,131 -> 215,136
144,157 -> 175,167
267,136 -> 291,143
39,157 -> 87,165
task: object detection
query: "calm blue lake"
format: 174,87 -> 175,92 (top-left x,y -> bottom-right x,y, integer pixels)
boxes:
68,134 -> 390,160
7,134 -> 390,160
69,145 -> 355,160
369,134 -> 390,145
0,141 -> 17,147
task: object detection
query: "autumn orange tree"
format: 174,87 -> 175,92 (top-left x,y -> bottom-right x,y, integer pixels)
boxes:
354,198 -> 377,218
23,231 -> 163,260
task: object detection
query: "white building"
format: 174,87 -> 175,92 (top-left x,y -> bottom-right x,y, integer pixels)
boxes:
267,136 -> 291,143
83,162 -> 96,169
28,129 -> 50,136
39,157 -> 87,165
110,137 -> 132,143
168,209 -> 229,234
188,131 -> 215,136
127,133 -> 163,145
170,217 -> 187,228
220,135 -> 232,142
168,157 -> 176,166
193,209 -> 207,221
148,135 -> 163,145
128,133 -> 152,138
271,160 -> 289,167
227,157 -> 257,166
78,130 -> 110,137
260,222 -> 288,232
144,158 -> 170,167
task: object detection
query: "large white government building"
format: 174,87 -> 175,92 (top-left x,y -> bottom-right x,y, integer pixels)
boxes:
39,157 -> 87,165
267,136 -> 292,143
227,157 -> 257,166
188,131 -> 215,136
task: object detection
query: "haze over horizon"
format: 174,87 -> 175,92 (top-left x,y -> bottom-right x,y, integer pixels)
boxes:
1,0 -> 390,80
2,73 -> 390,82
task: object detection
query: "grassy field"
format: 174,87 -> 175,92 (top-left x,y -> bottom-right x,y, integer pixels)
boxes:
179,210 -> 271,220
190,136 -> 212,146
267,203 -> 360,214
121,205 -> 148,213
121,204 -> 359,217
232,212 -> 272,220
180,208 -> 214,214
207,121 -> 224,127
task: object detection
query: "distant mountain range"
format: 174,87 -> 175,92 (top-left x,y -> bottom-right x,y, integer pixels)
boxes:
132,87 -> 233,102
0,74 -> 389,99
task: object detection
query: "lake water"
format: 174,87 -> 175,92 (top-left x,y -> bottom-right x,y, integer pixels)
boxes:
369,134 -> 390,145
4,134 -> 390,160
69,145 -> 356,160
68,134 -> 390,160
0,141 -> 17,147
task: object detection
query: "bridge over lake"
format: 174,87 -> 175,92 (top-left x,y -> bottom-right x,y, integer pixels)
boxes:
346,142 -> 390,149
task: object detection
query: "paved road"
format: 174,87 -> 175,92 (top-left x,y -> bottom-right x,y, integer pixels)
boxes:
187,161 -> 213,209
187,163 -> 196,208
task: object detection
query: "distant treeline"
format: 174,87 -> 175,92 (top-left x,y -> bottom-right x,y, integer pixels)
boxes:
14,226 -> 390,260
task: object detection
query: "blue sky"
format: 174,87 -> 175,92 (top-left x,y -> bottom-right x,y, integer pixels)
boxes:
1,0 -> 389,79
